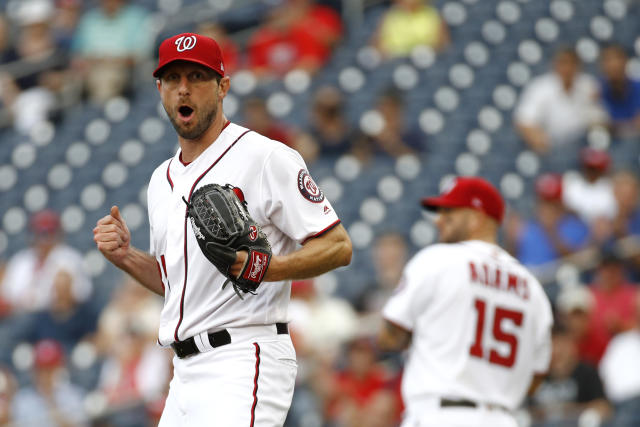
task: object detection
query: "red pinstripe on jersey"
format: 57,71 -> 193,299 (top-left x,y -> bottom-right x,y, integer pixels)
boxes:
166,122 -> 232,189
160,254 -> 170,291
173,128 -> 251,342
155,261 -> 165,291
166,158 -> 174,190
250,342 -> 261,427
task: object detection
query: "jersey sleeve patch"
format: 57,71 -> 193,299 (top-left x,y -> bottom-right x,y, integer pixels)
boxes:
297,169 -> 324,203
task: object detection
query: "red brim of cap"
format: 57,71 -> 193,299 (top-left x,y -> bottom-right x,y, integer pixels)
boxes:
583,162 -> 608,170
421,196 -> 464,210
153,58 -> 222,78
421,196 -> 504,223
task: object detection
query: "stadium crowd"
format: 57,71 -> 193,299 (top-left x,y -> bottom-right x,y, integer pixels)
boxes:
0,0 -> 638,426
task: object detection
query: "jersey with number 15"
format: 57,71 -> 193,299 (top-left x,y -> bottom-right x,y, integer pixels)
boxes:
383,240 -> 553,411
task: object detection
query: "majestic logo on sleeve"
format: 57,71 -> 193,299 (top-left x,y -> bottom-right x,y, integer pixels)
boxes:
297,169 -> 324,203
175,35 -> 197,52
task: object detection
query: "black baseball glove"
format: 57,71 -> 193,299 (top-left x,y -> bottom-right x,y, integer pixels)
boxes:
185,183 -> 272,298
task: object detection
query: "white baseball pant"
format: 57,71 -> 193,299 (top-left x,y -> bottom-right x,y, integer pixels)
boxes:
401,397 -> 518,427
159,325 -> 297,427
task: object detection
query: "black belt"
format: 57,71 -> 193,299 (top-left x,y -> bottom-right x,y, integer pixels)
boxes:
440,398 -> 507,412
171,323 -> 289,359
440,398 -> 477,409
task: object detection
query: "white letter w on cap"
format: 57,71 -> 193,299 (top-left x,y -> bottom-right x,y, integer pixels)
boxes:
175,36 -> 197,52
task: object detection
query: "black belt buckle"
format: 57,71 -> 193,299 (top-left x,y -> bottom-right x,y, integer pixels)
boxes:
440,398 -> 477,409
208,329 -> 231,348
276,322 -> 288,334
171,337 -> 199,359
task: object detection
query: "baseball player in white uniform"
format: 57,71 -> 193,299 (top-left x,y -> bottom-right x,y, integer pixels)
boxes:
93,33 -> 352,426
378,177 -> 553,427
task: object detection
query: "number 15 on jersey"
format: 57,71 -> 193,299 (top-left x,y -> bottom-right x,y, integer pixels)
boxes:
469,298 -> 524,368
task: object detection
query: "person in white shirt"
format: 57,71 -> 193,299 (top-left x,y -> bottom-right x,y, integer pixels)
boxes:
378,176 -> 553,427
1,210 -> 92,313
515,48 -> 605,154
563,148 -> 617,226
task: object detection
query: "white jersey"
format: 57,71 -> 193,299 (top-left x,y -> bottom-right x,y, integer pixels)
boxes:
147,123 -> 340,345
383,240 -> 553,412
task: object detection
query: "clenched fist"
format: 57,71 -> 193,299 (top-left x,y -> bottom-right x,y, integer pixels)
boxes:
93,206 -> 131,265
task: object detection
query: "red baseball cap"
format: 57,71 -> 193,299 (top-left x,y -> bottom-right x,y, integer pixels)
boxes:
33,339 -> 64,369
30,210 -> 60,235
421,177 -> 505,223
535,173 -> 563,201
153,33 -> 225,78
581,147 -> 610,171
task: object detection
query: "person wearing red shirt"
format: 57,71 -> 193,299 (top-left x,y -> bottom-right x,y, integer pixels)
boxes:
289,0 -> 342,65
326,337 -> 399,427
585,251 -> 638,363
248,0 -> 342,77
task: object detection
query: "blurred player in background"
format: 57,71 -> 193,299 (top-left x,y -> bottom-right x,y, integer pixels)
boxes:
378,177 -> 553,427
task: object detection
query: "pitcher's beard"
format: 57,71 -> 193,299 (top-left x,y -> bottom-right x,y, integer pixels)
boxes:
167,104 -> 217,141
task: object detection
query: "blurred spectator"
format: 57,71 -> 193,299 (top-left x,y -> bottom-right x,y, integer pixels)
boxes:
247,0 -> 342,77
300,85 -> 352,157
555,285 -> 607,366
196,21 -> 239,75
558,249 -> 638,369
242,95 -> 294,146
599,291 -> 640,425
0,365 -> 17,425
0,14 -> 12,63
241,95 -> 320,163
291,0 -> 342,59
557,251 -> 637,368
373,0 -> 449,57
325,337 -> 399,427
0,0 -> 70,133
515,48 -> 606,154
563,148 -> 617,229
96,322 -> 169,416
94,276 -> 161,353
0,264 -> 10,317
26,269 -> 98,351
353,89 -> 424,161
611,170 -> 640,239
71,0 -> 153,103
508,173 -> 590,267
286,279 -> 360,427
587,250 -> 638,350
93,275 -> 169,418
529,324 -> 611,425
52,0 -> 82,52
243,96 -> 318,164
598,44 -> 640,139
358,232 -> 409,312
0,210 -> 92,313
12,339 -> 88,426
288,279 -> 359,361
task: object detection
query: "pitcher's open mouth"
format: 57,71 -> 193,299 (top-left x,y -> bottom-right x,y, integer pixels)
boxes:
178,105 -> 194,121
